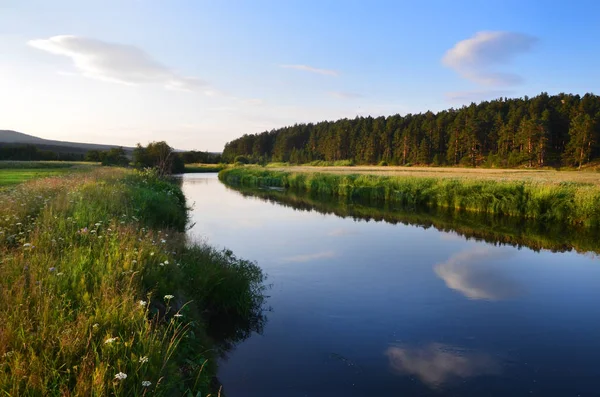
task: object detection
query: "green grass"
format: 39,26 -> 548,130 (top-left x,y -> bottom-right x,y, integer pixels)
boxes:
219,166 -> 600,228
0,160 -> 95,169
0,168 -> 265,395
184,163 -> 227,173
0,161 -> 99,187
0,169 -> 73,186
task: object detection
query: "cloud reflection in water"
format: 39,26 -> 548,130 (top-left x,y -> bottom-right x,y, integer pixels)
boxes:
385,343 -> 500,388
434,247 -> 522,300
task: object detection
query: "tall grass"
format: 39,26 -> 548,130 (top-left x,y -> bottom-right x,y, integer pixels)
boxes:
219,167 -> 600,228
0,168 -> 265,395
184,163 -> 227,173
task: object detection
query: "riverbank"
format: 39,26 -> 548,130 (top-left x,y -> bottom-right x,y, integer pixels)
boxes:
184,163 -> 227,173
219,167 -> 600,228
0,168 -> 264,395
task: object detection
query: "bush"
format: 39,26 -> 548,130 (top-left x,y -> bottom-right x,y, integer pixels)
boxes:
234,155 -> 250,164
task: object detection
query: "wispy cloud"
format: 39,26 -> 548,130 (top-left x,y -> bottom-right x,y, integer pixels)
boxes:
386,343 -> 500,388
328,91 -> 363,99
281,250 -> 336,263
443,31 -> 537,86
29,35 -> 208,92
434,247 -> 522,301
280,64 -> 338,76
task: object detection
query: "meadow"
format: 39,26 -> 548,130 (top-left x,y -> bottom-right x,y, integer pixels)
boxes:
0,161 -> 97,187
183,163 -> 227,173
0,168 -> 264,396
219,166 -> 600,228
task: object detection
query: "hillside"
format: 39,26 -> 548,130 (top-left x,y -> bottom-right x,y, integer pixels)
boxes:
0,130 -> 134,153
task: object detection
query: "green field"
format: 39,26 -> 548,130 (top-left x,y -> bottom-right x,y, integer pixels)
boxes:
0,161 -> 98,187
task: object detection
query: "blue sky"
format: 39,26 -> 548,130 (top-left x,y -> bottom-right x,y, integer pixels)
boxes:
1,0 -> 599,151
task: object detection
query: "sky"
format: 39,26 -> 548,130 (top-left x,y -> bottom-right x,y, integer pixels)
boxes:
1,0 -> 599,151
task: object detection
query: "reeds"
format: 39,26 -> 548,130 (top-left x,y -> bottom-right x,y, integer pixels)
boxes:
219,167 -> 600,228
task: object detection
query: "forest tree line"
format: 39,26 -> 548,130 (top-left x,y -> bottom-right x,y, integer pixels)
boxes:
222,93 -> 600,168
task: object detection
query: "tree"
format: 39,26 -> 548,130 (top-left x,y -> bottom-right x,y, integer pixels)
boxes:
85,150 -> 102,162
133,141 -> 182,175
100,147 -> 129,166
565,113 -> 596,168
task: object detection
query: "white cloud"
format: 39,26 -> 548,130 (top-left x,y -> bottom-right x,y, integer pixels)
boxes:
280,64 -> 338,76
434,247 -> 522,301
29,35 -> 208,92
281,250 -> 336,263
443,31 -> 537,86
328,91 -> 363,99
386,343 -> 500,388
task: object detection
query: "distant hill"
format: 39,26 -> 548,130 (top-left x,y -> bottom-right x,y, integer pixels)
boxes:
0,130 -> 134,154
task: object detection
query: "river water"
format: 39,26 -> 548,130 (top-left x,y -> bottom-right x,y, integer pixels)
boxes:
182,173 -> 600,397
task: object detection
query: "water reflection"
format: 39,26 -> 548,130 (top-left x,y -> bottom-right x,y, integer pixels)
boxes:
281,250 -> 337,263
225,185 -> 600,255
386,343 -> 501,388
434,247 -> 523,300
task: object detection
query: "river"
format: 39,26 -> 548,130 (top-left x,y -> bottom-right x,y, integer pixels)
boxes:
182,173 -> 600,397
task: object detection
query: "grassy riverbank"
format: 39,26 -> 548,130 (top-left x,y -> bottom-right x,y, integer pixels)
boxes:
184,163 -> 227,173
219,167 -> 600,228
0,168 -> 264,395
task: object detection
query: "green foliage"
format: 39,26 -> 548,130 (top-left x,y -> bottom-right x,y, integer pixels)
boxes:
222,92 -> 600,168
219,167 -> 600,228
0,168 -> 265,395
133,142 -> 184,175
100,147 -> 129,167
0,144 -> 86,161
180,150 -> 222,164
234,155 -> 250,164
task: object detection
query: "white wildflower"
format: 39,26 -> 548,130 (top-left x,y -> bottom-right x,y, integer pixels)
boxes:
114,372 -> 127,380
23,243 -> 31,248
174,313 -> 183,318
164,295 -> 174,300
150,252 -> 154,256
142,380 -> 151,387
160,239 -> 166,244
163,260 -> 169,265
139,356 -> 149,364
139,300 -> 147,307
92,323 -> 99,328
104,337 -> 118,344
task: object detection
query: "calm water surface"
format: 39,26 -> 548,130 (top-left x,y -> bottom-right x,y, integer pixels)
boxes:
182,173 -> 600,397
